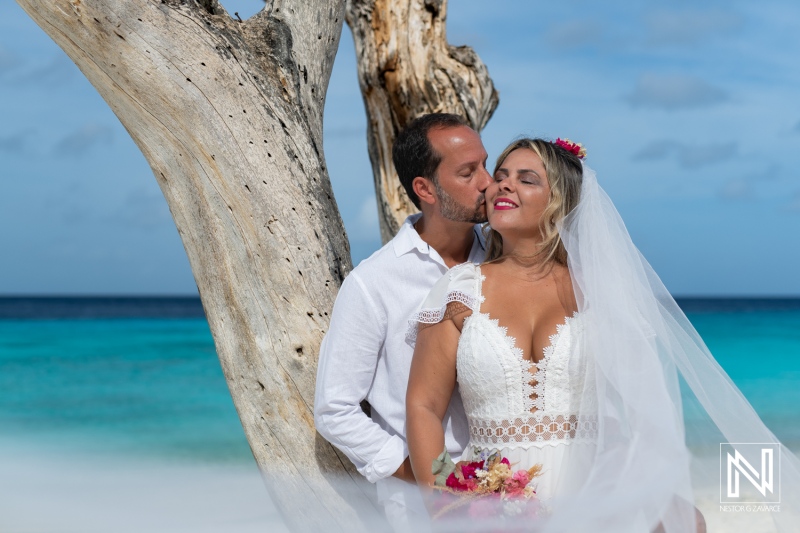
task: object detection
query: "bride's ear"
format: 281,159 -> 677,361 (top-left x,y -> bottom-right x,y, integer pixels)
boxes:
413,176 -> 437,207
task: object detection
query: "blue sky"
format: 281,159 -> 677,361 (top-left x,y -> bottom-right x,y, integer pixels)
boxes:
1,0 -> 798,296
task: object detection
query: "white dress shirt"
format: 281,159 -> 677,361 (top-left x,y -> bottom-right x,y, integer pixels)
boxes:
314,214 -> 485,507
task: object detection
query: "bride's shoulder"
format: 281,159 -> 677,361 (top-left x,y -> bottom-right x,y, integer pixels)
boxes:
448,261 -> 481,280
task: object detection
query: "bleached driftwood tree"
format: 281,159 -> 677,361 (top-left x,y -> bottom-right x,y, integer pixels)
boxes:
15,0 -> 497,530
347,0 -> 499,241
14,0 -> 380,531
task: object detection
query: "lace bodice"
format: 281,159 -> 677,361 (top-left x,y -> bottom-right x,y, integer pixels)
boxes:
411,263 -> 597,450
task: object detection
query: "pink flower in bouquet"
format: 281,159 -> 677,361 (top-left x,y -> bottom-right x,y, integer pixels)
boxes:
447,460 -> 484,491
460,460 -> 484,479
511,469 -> 530,485
430,448 -> 545,521
502,469 -> 532,496
446,472 -> 476,491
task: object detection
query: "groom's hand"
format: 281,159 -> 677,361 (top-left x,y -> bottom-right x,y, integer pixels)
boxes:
392,457 -> 416,483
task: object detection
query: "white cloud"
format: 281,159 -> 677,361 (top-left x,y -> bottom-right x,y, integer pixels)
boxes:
346,194 -> 380,243
633,140 -> 736,168
53,124 -> 114,157
632,140 -> 680,161
626,74 -> 728,110
743,164 -> 781,182
0,131 -> 32,155
11,54 -> 76,88
718,177 -> 755,201
0,45 -> 17,73
713,162 -> 783,203
676,143 -> 737,168
645,8 -> 743,46
543,20 -> 606,49
787,192 -> 800,212
323,126 -> 364,140
106,188 -> 173,230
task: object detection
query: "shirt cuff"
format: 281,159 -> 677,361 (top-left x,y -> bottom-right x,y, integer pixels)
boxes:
361,435 -> 408,484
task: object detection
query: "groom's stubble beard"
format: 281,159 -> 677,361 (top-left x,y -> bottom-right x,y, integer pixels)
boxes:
434,180 -> 487,224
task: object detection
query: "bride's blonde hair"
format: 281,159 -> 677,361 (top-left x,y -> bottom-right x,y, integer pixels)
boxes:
485,138 -> 584,265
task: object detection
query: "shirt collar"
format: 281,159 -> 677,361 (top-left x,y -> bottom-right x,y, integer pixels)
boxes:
393,213 -> 487,261
473,223 -> 487,252
392,213 -> 426,257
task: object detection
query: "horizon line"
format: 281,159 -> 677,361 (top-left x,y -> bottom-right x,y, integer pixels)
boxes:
1,294 -> 800,300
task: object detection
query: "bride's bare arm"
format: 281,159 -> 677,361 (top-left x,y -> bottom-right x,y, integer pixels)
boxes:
406,316 -> 461,490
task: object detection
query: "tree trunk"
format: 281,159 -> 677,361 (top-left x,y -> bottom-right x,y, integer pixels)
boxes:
14,0 -> 381,530
346,0 -> 499,242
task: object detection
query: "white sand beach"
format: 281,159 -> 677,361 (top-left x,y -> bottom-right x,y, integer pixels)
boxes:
692,454 -> 787,533
3,441 -> 793,533
0,442 -> 290,533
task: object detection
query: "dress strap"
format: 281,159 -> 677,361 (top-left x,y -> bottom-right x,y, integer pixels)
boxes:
474,264 -> 485,313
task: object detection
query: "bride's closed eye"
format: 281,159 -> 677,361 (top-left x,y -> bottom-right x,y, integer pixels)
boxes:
518,170 -> 541,185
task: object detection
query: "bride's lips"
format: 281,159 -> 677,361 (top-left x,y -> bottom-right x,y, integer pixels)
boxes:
493,197 -> 518,210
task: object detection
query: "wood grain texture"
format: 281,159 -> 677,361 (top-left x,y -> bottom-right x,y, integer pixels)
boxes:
347,0 -> 499,241
14,0 -> 383,530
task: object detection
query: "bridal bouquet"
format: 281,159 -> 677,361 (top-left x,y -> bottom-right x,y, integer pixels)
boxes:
430,448 -> 546,522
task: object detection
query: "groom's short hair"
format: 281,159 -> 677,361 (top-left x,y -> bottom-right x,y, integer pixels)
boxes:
393,113 -> 469,209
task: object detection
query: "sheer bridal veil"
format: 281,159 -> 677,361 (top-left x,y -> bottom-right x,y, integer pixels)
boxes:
542,164 -> 800,532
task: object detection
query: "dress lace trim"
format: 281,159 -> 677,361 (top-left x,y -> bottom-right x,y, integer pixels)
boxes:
418,301 -> 471,333
473,313 -> 538,413
530,312 -> 581,412
468,413 -> 598,447
407,290 -> 482,342
475,266 -> 580,416
475,268 -> 536,415
406,263 -> 483,343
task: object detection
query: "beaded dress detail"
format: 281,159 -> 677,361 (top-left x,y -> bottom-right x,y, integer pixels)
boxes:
409,263 -> 598,500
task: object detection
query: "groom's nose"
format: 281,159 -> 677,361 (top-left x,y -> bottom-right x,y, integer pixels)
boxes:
477,166 -> 492,192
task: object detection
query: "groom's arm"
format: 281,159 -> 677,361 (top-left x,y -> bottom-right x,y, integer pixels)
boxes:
314,273 -> 408,484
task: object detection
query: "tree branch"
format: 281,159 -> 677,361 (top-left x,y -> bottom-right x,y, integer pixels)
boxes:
14,0 -> 381,530
347,0 -> 498,241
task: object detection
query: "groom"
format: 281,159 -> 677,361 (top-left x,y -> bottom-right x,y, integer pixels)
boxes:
314,113 -> 492,530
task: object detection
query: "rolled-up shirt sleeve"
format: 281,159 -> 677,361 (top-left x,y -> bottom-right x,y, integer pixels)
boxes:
314,272 -> 406,483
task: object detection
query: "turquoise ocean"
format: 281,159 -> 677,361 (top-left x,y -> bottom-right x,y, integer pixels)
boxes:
0,297 -> 798,531
0,298 -> 800,463
1,297 -> 798,461
0,298 -> 253,465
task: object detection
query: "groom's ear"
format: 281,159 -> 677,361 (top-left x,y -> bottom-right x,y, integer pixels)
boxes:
413,176 -> 437,207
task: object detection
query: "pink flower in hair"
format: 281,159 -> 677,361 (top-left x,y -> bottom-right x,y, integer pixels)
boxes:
555,138 -> 587,159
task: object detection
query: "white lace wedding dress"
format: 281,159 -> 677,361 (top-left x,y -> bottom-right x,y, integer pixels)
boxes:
410,262 -> 598,501
407,163 -> 800,531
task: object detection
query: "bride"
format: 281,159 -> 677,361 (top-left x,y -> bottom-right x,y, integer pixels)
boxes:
406,138 -> 800,532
